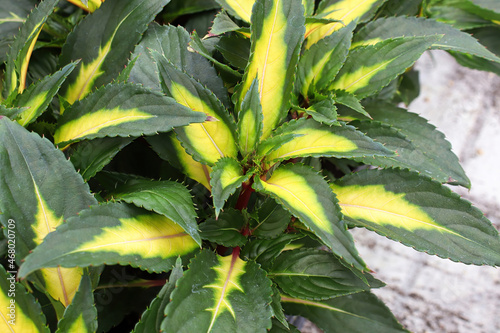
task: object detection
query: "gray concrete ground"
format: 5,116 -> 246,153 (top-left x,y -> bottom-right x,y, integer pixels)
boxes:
302,51 -> 500,332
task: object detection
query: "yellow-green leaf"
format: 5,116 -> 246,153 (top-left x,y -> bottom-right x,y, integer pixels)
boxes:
66,0 -> 103,12
19,203 -> 200,277
215,0 -> 255,22
237,0 -> 305,139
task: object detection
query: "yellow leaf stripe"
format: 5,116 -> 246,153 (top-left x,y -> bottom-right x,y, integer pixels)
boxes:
72,214 -> 198,258
66,0 -> 103,12
171,137 -> 212,190
221,0 -> 255,22
305,0 -> 379,48
258,168 -> 333,233
240,0 -> 289,139
0,289 -> 41,333
205,251 -> 246,332
16,91 -> 49,126
330,59 -> 391,93
281,296 -> 360,317
68,315 -> 87,333
18,27 -> 42,94
54,108 -> 154,144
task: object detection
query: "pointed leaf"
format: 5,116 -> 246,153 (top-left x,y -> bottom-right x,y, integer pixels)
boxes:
364,102 -> 470,187
210,10 -> 244,35
297,22 -> 355,98
58,0 -> 170,107
334,90 -> 371,118
352,16 -> 500,63
251,198 -> 291,239
215,0 -> 255,22
270,285 -> 289,329
0,265 -> 50,333
256,133 -> 302,159
18,203 -> 199,277
269,319 -> 300,333
155,55 -> 238,165
55,272 -> 97,333
0,0 -> 33,63
237,79 -> 264,155
53,83 -> 207,146
0,105 -> 28,119
332,169 -> 500,265
0,118 -> 96,306
305,0 -> 386,49
199,209 -> 248,247
216,33 -> 251,70
269,249 -> 383,300
237,0 -> 305,139
263,118 -> 393,163
163,249 -> 273,333
330,36 -> 440,98
3,0 -> 58,102
241,233 -> 303,270
109,178 -> 201,246
14,62 -> 78,126
253,164 -> 366,271
211,158 -> 252,217
282,292 -> 409,333
66,0 -> 103,12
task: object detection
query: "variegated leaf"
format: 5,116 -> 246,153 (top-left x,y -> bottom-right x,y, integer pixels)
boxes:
0,118 -> 96,307
18,203 -> 200,277
66,0 -> 103,12
53,83 -> 207,147
58,0 -> 170,109
332,169 -> 500,265
199,209 -> 248,247
237,0 -> 305,139
253,164 -> 366,271
241,234 -> 303,270
215,0 -> 255,22
237,78 -> 263,155
163,249 -> 273,333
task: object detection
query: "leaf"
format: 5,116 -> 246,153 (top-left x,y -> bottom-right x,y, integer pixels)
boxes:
199,209 -> 248,247
262,118 -> 393,163
210,158 -> 252,217
129,23 -> 230,107
163,249 -> 273,333
69,137 -> 133,181
331,168 -> 500,266
0,118 -> 96,306
333,90 -> 371,118
302,98 -> 339,126
282,292 -> 409,333
455,0 -> 500,21
0,105 -> 28,119
210,10 -> 244,35
352,16 -> 500,63
133,258 -> 184,333
253,163 -> 366,271
330,36 -> 440,98
14,61 -> 78,126
58,0 -> 170,107
269,249 -> 383,300
55,272 -> 97,333
53,83 -> 207,146
237,78 -> 263,155
305,0 -> 386,49
215,0 -> 255,22
155,55 -> 238,165
269,318 -> 300,333
297,21 -> 355,98
66,0 -> 103,12
0,0 -> 33,63
0,265 -> 50,333
18,203 -> 199,277
256,133 -> 302,159
241,233 -> 303,270
3,0 -> 58,102
147,132 -> 213,190
363,101 -> 470,187
216,33 -> 251,70
163,0 -> 220,21
251,198 -> 291,239
237,0 -> 305,139
270,285 -> 289,329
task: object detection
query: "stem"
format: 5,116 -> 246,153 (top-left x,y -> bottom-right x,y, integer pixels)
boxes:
235,181 -> 254,211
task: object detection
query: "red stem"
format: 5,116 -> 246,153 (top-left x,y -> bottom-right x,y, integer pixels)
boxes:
235,181 -> 254,211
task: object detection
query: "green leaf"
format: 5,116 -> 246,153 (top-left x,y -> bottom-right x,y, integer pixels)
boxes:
55,272 -> 97,333
211,158 -> 252,217
0,265 -> 50,332
216,33 -> 251,70
269,249 -> 383,300
241,233 -> 303,270
163,0 -> 220,22
210,10 -> 244,36
262,118 -> 393,163
252,198 -> 291,239
330,36 -> 439,98
237,78 -> 263,155
58,0 -> 170,107
302,98 -> 339,126
256,133 -> 302,159
332,168 -> 500,266
163,249 -> 273,333
253,163 -> 366,271
269,318 -> 300,333
0,105 -> 28,119
199,209 -> 247,247
237,0 -> 305,139
215,0 -> 255,22
0,117 -> 96,306
352,16 -> 500,63
3,0 -> 58,103
297,21 -> 355,98
18,203 -> 199,277
14,61 -> 78,126
109,178 -> 201,246
69,137 -> 133,181
53,83 -> 207,146
270,285 -> 289,329
363,101 -> 470,187
455,0 -> 500,21
133,258 -> 184,333
333,90 -> 371,119
282,292 -> 409,333
0,0 -> 33,63
155,55 -> 238,165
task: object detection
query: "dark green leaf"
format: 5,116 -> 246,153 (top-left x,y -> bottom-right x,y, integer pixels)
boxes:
252,198 -> 291,239
199,209 -> 247,247
216,33 -> 251,70
241,234 -> 303,270
270,285 -> 289,329
334,90 -> 371,119
162,0 -> 219,22
302,98 -> 339,126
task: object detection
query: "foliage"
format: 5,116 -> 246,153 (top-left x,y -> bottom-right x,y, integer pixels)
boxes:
1,0 -> 500,332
